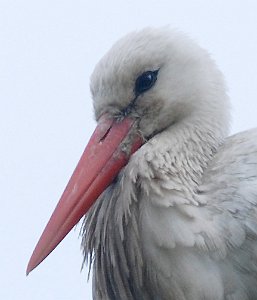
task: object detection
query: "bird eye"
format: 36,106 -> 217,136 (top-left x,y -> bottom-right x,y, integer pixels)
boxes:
134,70 -> 158,96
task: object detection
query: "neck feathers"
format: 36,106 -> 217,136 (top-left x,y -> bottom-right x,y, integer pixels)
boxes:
81,107 -> 228,299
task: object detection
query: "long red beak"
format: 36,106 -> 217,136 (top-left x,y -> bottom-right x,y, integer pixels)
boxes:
26,114 -> 142,275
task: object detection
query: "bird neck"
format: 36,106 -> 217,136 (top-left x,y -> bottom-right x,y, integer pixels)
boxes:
81,114 -> 228,299
131,115 -> 226,205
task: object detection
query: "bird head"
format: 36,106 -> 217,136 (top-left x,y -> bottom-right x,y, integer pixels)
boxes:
27,28 -> 229,274
92,28 -> 229,139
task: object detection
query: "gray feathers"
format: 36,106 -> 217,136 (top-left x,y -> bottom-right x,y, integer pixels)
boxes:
81,175 -> 146,300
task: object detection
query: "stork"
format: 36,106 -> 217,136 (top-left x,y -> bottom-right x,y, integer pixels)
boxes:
27,28 -> 257,300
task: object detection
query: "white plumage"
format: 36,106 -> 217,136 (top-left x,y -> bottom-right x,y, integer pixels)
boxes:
27,27 -> 257,300
82,28 -> 257,299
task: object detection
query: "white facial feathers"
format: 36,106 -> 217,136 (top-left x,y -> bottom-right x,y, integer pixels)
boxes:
90,28 -> 230,141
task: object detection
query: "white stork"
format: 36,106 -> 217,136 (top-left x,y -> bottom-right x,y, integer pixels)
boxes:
27,28 -> 257,300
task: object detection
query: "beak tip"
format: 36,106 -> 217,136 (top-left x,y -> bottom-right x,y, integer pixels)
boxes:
26,255 -> 38,276
26,262 -> 33,276
26,267 -> 31,276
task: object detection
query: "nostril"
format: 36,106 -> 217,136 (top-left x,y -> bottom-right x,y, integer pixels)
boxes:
99,126 -> 112,143
96,114 -> 114,143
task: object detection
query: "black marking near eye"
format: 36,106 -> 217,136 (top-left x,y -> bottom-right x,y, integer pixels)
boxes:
134,70 -> 158,96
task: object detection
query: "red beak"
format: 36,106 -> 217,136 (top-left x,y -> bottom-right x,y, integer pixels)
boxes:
26,114 -> 142,275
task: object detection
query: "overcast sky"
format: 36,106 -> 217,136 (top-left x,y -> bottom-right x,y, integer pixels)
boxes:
1,1 -> 257,299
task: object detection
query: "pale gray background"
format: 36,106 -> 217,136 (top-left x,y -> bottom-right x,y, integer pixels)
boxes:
1,0 -> 257,299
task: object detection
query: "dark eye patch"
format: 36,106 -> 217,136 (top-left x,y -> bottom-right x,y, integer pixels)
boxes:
134,70 -> 158,96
